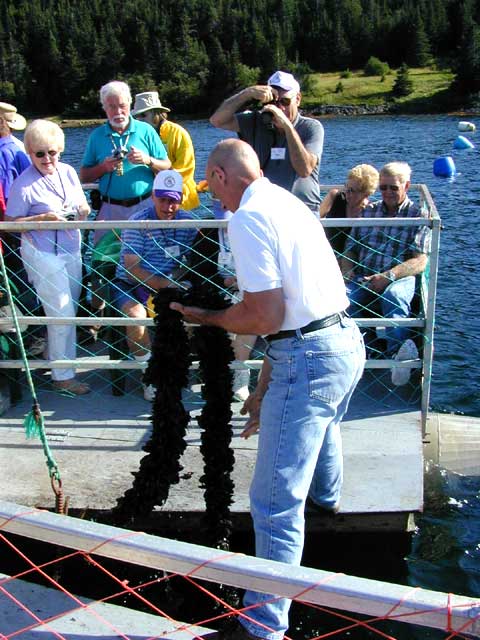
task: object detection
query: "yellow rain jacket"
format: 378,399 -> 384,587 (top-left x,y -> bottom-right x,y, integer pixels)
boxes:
159,120 -> 199,210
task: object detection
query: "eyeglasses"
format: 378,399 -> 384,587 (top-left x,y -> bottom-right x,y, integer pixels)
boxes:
34,150 -> 59,159
379,184 -> 400,192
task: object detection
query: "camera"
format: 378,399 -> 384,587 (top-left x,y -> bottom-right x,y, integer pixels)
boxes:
63,209 -> 78,221
260,109 -> 275,129
112,145 -> 128,160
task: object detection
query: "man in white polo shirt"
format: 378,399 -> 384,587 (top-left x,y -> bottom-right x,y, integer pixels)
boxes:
171,139 -> 365,640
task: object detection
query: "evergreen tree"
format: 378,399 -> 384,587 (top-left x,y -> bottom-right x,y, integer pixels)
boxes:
392,63 -> 414,97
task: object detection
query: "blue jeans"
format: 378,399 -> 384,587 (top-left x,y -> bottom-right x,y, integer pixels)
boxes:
242,316 -> 365,639
346,277 -> 416,356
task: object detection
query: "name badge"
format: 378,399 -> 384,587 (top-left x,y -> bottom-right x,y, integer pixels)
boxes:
165,245 -> 180,257
218,250 -> 234,268
271,147 -> 286,160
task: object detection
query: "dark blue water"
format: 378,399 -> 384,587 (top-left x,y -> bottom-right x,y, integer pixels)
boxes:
57,117 -> 480,611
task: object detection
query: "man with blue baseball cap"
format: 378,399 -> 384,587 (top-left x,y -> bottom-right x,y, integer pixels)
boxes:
210,70 -> 324,214
114,169 -> 197,400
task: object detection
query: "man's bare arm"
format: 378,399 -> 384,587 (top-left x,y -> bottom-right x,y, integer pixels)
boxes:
123,254 -> 171,290
210,85 -> 275,131
170,287 -> 285,336
364,253 -> 428,293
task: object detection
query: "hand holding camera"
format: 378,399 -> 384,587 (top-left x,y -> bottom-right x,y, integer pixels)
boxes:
112,144 -> 129,176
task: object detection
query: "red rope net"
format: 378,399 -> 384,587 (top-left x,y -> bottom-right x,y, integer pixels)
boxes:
0,510 -> 478,640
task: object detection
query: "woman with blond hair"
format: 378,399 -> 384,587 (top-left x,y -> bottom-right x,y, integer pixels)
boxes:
6,119 -> 91,394
320,163 -> 379,258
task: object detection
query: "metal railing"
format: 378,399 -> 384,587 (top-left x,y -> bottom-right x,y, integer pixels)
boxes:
0,184 -> 440,429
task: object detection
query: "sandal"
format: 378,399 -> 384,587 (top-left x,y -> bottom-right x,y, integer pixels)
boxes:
54,379 -> 91,395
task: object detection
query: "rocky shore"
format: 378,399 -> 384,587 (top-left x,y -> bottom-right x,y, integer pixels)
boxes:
307,103 -> 393,117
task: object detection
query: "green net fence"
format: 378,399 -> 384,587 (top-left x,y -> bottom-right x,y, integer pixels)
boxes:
0,186 -> 440,425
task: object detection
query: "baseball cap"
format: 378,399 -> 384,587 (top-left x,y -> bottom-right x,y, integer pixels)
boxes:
267,71 -> 300,95
153,169 -> 183,202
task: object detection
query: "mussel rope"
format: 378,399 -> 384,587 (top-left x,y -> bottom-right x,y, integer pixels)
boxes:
112,285 -> 235,549
0,249 -> 61,484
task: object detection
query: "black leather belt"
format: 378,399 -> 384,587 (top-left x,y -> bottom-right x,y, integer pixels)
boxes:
266,312 -> 345,342
101,192 -> 151,207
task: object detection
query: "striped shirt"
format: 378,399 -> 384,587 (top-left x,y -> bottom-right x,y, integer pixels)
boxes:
344,196 -> 431,277
116,206 -> 197,283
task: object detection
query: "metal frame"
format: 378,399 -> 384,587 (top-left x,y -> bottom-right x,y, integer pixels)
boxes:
0,185 -> 439,427
0,500 -> 478,636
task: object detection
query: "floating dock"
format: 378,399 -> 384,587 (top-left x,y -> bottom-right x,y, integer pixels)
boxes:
0,361 -> 424,533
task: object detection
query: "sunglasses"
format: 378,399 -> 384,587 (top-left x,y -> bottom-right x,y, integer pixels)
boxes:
272,97 -> 293,107
379,184 -> 400,192
345,187 -> 363,194
34,150 -> 59,159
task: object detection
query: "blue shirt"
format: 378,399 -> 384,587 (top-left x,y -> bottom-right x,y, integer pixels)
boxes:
0,136 -> 31,200
81,117 -> 167,199
116,206 -> 198,283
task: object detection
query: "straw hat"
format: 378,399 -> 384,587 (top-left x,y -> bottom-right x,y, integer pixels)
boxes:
132,91 -> 170,115
0,102 -> 27,130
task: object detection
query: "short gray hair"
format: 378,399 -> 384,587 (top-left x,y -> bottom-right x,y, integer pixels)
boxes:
100,81 -> 132,109
381,161 -> 412,184
24,120 -> 65,154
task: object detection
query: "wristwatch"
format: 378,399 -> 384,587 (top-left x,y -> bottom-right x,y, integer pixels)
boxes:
387,269 -> 396,282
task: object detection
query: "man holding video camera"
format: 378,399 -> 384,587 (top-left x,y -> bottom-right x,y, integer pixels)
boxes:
210,70 -> 324,214
80,81 -> 170,333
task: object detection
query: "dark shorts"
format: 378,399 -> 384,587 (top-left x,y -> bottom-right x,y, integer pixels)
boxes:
112,279 -> 152,310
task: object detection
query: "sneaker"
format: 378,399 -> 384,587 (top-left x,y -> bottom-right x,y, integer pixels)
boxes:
53,379 -> 91,395
232,367 -> 250,402
391,339 -> 419,386
143,383 -> 156,401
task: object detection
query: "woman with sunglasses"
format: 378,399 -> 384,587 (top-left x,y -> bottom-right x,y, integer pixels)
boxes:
320,163 -> 379,259
6,119 -> 91,395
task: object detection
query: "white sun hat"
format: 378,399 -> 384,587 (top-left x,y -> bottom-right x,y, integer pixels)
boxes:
132,91 -> 171,115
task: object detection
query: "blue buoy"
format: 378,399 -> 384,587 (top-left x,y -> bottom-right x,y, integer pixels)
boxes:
433,156 -> 456,178
454,135 -> 475,150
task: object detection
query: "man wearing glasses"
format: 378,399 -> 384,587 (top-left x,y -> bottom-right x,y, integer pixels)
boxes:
341,161 -> 431,385
210,70 -> 323,214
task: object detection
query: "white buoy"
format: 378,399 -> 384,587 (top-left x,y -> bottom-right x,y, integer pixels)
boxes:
458,121 -> 476,132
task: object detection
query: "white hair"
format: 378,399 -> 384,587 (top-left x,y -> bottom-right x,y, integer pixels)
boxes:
381,161 -> 412,184
100,81 -> 132,109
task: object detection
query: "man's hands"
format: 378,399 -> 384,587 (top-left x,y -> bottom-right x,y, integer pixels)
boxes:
239,391 -> 262,439
261,103 -> 292,132
127,145 -> 150,166
362,273 -> 391,293
247,84 -> 278,104
169,302 -> 212,325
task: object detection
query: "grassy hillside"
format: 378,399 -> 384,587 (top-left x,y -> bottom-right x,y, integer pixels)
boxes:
302,67 -> 455,112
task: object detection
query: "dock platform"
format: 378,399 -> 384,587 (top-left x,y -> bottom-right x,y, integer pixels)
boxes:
0,363 -> 423,533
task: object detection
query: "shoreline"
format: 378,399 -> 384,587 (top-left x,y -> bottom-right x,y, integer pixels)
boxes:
51,107 -> 480,129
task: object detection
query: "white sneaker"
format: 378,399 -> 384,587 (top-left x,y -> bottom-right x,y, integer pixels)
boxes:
232,367 -> 250,402
143,384 -> 156,401
391,339 -> 419,386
